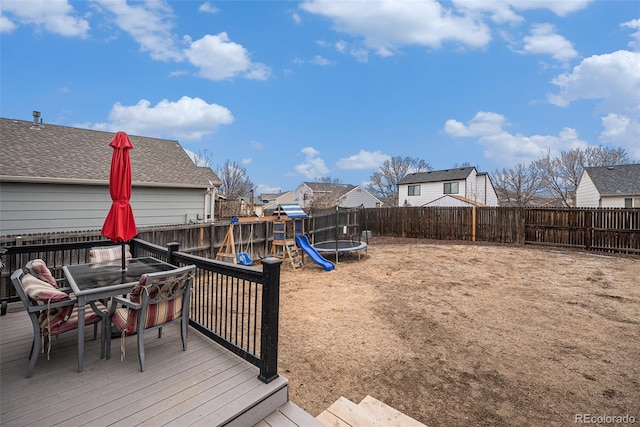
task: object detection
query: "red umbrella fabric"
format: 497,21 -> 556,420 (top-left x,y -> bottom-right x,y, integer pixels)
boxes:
101,131 -> 137,242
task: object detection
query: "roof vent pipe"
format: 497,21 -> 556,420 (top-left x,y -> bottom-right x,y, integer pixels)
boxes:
31,111 -> 42,130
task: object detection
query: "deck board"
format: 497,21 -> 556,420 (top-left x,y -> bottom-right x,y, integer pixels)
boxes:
0,306 -> 298,427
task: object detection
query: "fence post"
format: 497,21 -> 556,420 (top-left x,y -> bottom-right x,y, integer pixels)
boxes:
585,209 -> 592,251
167,242 -> 179,265
258,257 -> 283,383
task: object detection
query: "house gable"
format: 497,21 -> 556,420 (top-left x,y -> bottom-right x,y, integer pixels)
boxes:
576,164 -> 640,207
398,166 -> 498,207
294,182 -> 382,209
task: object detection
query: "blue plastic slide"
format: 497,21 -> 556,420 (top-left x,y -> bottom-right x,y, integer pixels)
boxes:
295,235 -> 335,271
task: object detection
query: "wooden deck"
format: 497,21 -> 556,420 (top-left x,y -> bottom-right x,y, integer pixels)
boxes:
0,305 -> 322,427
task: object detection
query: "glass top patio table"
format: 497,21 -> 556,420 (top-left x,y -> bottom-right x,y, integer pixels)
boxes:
63,256 -> 178,373
64,257 -> 177,294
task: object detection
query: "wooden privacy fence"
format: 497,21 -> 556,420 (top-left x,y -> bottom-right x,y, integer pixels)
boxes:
363,207 -> 640,254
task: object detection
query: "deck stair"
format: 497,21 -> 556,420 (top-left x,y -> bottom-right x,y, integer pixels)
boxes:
316,395 -> 427,427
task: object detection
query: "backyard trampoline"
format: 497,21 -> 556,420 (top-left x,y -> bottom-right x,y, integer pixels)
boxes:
312,240 -> 368,260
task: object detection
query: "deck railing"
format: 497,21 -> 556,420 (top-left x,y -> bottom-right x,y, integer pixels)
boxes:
0,238 -> 282,383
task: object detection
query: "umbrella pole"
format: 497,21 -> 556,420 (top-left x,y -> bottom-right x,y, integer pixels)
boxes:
121,242 -> 126,270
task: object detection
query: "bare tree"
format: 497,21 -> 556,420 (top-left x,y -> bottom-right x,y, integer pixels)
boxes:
366,156 -> 431,206
492,163 -> 544,206
316,176 -> 343,184
192,149 -> 215,167
216,160 -> 254,200
534,146 -> 632,206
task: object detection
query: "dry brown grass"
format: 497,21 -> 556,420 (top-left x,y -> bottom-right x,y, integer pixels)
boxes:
276,238 -> 640,427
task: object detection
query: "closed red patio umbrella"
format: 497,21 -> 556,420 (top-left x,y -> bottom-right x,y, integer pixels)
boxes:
101,132 -> 137,266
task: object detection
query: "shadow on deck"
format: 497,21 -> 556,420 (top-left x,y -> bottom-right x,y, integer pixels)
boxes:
0,305 -> 322,427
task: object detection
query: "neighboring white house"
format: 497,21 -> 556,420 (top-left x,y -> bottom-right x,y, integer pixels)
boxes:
0,114 -> 222,236
398,167 -> 498,207
293,182 -> 383,209
576,164 -> 640,207
259,191 -> 296,214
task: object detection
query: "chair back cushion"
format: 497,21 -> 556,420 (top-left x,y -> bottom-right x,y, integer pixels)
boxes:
21,274 -> 74,329
30,259 -> 59,288
112,267 -> 192,336
89,245 -> 132,265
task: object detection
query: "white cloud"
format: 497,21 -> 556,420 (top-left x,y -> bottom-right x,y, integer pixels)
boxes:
0,14 -> 18,33
310,55 -> 332,66
621,19 -> 640,51
199,2 -> 220,14
454,0 -> 592,23
300,0 -> 491,55
444,111 -> 589,166
242,158 -> 253,166
515,0 -> 592,16
87,96 -> 234,141
600,113 -> 640,160
95,0 -> 182,61
250,141 -> 264,150
548,50 -> 640,111
547,50 -> 640,159
521,23 -> 577,62
185,32 -> 270,80
1,0 -> 89,37
291,11 -> 301,24
295,147 -> 330,178
337,150 -> 391,170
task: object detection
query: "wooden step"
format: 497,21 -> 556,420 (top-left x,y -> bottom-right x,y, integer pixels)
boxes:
316,396 -> 427,427
317,397 -> 377,427
358,395 -> 426,427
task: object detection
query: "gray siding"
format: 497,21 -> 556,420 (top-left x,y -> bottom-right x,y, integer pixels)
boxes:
341,187 -> 381,208
0,182 -> 205,236
576,172 -> 600,207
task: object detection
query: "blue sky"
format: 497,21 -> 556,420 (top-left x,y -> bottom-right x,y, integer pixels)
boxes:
1,1 -> 639,195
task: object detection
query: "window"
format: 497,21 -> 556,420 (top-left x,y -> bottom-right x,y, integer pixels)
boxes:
624,198 -> 632,208
444,182 -> 459,194
408,185 -> 420,196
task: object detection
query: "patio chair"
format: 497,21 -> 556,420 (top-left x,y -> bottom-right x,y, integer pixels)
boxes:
10,269 -> 107,377
26,259 -> 71,292
89,244 -> 132,266
106,264 -> 196,372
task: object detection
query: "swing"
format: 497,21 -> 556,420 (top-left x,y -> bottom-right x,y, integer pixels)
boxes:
237,222 -> 254,266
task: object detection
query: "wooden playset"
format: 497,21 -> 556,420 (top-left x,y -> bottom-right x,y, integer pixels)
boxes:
269,204 -> 307,268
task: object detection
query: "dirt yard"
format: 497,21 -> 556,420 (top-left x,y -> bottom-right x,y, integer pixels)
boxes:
276,238 -> 640,427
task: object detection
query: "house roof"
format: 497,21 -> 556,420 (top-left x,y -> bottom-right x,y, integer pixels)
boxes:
0,117 -> 222,188
303,182 -> 356,197
302,182 -> 382,205
583,164 -> 640,196
260,191 -> 293,202
399,167 -> 476,185
423,195 -> 485,207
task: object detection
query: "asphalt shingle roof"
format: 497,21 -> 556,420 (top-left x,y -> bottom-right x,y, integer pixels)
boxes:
399,167 -> 476,184
0,117 -> 221,188
583,164 -> 640,195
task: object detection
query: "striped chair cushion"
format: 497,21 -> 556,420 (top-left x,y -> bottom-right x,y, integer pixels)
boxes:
89,245 -> 132,265
22,274 -> 74,325
112,296 -> 183,336
113,270 -> 189,335
30,259 -> 58,288
45,301 -> 106,335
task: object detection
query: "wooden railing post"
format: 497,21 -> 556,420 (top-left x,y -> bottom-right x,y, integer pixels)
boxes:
167,242 -> 179,265
258,257 -> 283,383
